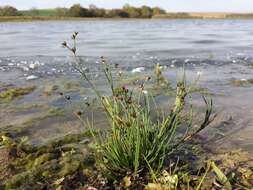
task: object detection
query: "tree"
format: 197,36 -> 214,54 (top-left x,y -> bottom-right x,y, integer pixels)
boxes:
89,4 -> 97,10
140,6 -> 153,18
88,4 -> 106,17
68,4 -> 88,17
0,5 -> 20,16
122,4 -> 131,10
106,9 -> 129,18
122,5 -> 141,18
152,7 -> 166,16
56,7 -> 68,17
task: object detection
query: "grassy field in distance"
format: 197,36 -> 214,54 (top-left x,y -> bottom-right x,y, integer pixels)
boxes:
19,9 -> 58,16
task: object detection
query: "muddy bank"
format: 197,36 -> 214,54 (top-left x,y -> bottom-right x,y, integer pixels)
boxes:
0,133 -> 252,189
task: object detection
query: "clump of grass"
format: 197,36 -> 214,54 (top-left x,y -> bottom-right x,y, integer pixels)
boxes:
62,33 -> 215,180
154,63 -> 169,87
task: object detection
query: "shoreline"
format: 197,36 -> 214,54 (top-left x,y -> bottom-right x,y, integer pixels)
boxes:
1,15 -> 253,22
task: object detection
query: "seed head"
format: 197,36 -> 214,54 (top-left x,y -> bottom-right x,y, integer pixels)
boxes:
145,76 -> 151,81
139,84 -> 144,90
85,102 -> 90,107
118,96 -> 123,101
62,41 -> 67,47
71,47 -> 76,54
127,97 -> 132,104
131,112 -> 137,118
72,32 -> 79,39
122,86 -> 128,92
100,56 -> 106,64
76,111 -> 82,116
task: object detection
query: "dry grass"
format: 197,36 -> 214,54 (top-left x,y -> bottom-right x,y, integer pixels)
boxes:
154,12 -> 253,19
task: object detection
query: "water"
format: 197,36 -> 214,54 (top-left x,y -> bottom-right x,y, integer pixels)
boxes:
1,19 -> 253,82
0,19 -> 253,151
0,19 -> 253,58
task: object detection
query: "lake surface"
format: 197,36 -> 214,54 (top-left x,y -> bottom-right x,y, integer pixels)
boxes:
0,19 -> 253,152
0,19 -> 253,58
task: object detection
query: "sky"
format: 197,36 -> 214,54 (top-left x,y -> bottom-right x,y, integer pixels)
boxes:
0,0 -> 253,12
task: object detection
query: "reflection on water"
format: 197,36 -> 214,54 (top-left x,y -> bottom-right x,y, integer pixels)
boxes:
0,20 -> 253,152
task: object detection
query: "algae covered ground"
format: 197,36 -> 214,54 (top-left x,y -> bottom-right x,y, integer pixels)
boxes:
0,131 -> 253,189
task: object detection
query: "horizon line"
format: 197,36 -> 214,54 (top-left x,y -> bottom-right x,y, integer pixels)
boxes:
17,7 -> 253,14
1,4 -> 252,13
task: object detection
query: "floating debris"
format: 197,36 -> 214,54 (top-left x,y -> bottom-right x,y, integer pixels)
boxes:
7,63 -> 15,66
20,61 -> 27,64
21,66 -> 30,72
26,75 -> 39,81
172,59 -> 177,64
28,63 -> 37,70
131,67 -> 145,73
184,59 -> 190,63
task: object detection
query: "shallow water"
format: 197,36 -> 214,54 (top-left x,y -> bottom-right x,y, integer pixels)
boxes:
0,19 -> 253,151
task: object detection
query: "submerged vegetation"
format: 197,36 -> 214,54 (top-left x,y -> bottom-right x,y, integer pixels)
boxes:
230,78 -> 253,87
0,85 -> 35,103
0,132 -> 95,189
0,33 -> 253,189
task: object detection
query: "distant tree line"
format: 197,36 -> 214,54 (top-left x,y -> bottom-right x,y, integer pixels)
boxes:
0,4 -> 166,18
57,4 -> 166,18
0,5 -> 20,16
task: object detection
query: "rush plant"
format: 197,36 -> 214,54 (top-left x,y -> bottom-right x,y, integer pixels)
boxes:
62,32 -> 215,179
